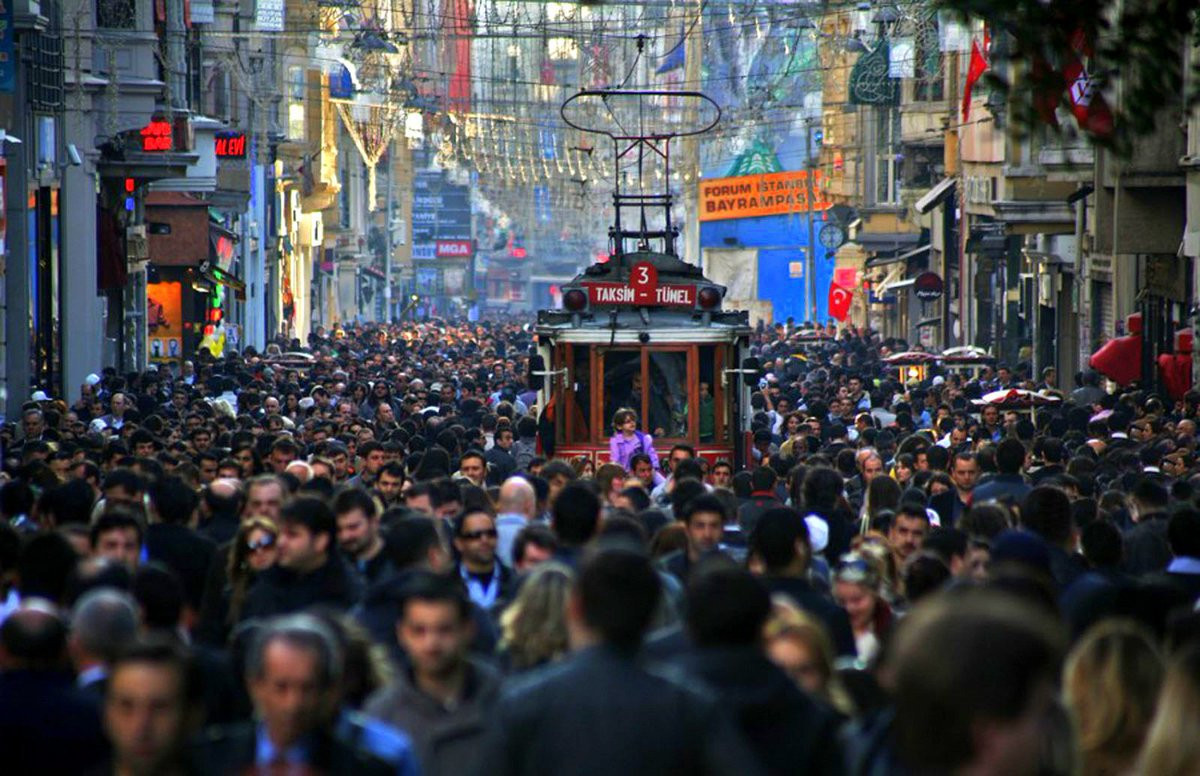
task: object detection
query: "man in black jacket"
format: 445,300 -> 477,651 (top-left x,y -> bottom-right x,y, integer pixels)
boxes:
478,544 -> 763,776
680,563 -> 843,775
241,496 -> 364,621
749,507 -> 856,657
145,475 -> 217,617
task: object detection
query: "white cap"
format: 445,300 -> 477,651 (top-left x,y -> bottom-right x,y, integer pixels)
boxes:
298,397 -> 315,410
30,391 -> 49,402
931,375 -> 945,386
804,514 -> 829,554
85,374 -> 101,386
89,418 -> 109,433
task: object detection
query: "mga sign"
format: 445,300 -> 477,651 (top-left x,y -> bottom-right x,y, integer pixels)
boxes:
436,240 -> 473,258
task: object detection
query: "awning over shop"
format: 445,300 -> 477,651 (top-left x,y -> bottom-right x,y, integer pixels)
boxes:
915,178 -> 956,214
915,317 -> 943,329
361,265 -> 387,282
854,231 -> 923,255
865,243 -> 930,268
878,276 -> 916,295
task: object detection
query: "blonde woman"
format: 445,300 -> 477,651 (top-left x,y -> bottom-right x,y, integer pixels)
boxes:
1135,645 -> 1200,776
1062,620 -> 1164,776
764,597 -> 853,716
499,563 -> 574,672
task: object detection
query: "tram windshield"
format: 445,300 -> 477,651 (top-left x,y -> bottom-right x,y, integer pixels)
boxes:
562,343 -> 729,446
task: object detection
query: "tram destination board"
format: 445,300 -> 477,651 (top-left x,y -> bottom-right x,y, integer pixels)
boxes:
581,281 -> 697,307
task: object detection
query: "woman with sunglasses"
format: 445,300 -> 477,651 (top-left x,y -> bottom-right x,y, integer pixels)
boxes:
222,516 -> 280,634
833,551 -> 894,667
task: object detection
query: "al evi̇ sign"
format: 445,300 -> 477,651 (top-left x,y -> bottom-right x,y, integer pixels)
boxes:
699,170 -> 831,222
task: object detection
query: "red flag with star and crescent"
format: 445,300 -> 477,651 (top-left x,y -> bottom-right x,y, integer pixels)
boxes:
829,284 -> 853,322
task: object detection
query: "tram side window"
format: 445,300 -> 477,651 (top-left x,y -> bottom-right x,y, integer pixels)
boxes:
647,351 -> 688,439
695,346 -> 717,443
570,345 -> 590,441
603,350 -> 643,435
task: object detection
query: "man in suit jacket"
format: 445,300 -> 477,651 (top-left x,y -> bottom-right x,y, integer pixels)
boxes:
192,614 -> 392,775
477,545 -> 762,776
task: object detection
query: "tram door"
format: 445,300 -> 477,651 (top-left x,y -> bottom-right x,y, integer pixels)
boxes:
557,343 -> 592,445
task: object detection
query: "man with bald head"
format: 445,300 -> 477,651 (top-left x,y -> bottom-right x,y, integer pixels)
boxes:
199,478 -> 245,545
495,476 -> 538,567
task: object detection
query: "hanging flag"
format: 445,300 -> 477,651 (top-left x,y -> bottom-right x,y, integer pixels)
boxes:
1061,28 -> 1114,137
829,284 -> 853,322
961,37 -> 988,122
1030,28 -> 1114,138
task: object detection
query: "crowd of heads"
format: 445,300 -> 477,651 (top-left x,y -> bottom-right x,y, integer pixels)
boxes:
0,318 -> 1196,774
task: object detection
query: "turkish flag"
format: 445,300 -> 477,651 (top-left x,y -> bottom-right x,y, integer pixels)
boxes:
828,284 -> 853,322
961,38 -> 989,122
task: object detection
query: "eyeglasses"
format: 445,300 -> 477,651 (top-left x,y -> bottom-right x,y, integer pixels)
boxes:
460,529 -> 498,541
247,535 -> 276,552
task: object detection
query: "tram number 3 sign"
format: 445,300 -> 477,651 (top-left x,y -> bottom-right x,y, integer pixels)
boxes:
629,262 -> 658,304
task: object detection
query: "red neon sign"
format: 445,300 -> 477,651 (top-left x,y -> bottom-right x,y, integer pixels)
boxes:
215,132 -> 247,158
140,120 -> 173,152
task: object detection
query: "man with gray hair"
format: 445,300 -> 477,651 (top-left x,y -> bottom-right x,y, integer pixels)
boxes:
495,476 -> 537,566
68,588 -> 139,700
193,614 -> 393,774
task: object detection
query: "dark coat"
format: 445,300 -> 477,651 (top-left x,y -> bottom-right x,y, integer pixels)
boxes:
190,722 -> 393,775
763,575 -> 857,657
240,553 -> 364,621
146,522 -> 218,610
680,646 -> 844,775
930,490 -> 970,529
485,446 -> 518,484
0,670 -> 110,775
1124,515 -> 1172,576
198,510 -> 241,545
365,660 -> 501,776
971,473 -> 1031,507
476,645 -> 765,776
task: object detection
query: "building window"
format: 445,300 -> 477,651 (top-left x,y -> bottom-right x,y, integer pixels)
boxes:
339,163 -> 351,228
287,66 -> 306,140
874,107 -> 901,204
96,0 -> 136,29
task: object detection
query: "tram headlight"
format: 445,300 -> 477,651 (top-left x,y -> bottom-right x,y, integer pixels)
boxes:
698,286 -> 721,310
564,288 -> 588,312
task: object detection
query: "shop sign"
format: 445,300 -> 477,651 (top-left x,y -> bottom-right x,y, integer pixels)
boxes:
215,131 -> 247,158
699,169 -> 831,222
140,120 -> 173,152
914,271 -> 945,301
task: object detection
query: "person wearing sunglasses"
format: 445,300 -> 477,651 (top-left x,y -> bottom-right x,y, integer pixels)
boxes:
223,516 -> 279,629
453,508 -> 513,612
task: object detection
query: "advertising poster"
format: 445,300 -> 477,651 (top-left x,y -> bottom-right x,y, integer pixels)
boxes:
147,281 -> 183,362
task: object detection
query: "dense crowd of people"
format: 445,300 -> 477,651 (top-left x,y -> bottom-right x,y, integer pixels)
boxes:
0,317 -> 1198,775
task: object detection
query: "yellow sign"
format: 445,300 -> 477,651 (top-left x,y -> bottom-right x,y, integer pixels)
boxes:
698,170 -> 831,222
